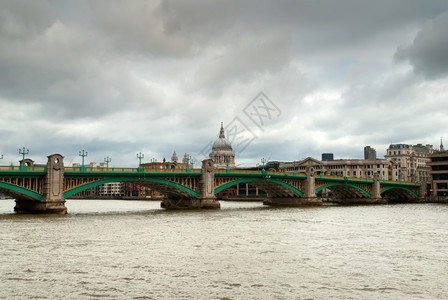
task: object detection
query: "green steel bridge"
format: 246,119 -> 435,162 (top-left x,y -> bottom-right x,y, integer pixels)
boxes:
0,154 -> 422,214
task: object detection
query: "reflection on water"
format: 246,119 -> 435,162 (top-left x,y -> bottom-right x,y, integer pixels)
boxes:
1,199 -> 447,299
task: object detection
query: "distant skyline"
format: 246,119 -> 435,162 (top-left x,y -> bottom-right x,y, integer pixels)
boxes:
1,1 -> 448,167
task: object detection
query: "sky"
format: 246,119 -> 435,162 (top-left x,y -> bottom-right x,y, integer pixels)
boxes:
1,0 -> 448,168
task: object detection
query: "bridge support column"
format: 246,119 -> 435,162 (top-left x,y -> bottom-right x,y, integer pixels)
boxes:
161,159 -> 220,209
301,166 -> 322,205
419,179 -> 427,201
14,154 -> 67,214
371,173 -> 387,204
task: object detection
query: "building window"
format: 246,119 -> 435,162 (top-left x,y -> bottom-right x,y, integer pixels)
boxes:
437,183 -> 448,189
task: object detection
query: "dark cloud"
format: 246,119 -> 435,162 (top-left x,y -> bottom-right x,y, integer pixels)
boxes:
395,11 -> 448,79
1,0 -> 448,166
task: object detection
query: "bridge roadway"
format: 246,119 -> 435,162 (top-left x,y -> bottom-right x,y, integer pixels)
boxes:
0,154 -> 423,214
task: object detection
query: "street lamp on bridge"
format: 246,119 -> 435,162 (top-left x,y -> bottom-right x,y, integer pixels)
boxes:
260,158 -> 267,171
189,155 -> 195,169
19,147 -> 29,166
79,150 -> 88,167
151,158 -> 157,170
104,156 -> 111,168
137,152 -> 144,167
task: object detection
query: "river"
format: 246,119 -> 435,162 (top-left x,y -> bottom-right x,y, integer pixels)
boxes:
1,200 -> 447,299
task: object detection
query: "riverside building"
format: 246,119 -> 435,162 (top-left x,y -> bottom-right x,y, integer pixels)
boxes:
428,138 -> 448,196
384,143 -> 433,183
280,157 -> 399,181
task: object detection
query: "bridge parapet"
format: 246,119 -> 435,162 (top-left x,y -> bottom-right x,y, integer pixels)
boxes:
0,166 -> 47,173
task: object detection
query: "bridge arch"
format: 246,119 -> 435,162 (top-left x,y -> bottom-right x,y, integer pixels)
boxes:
380,186 -> 418,199
215,178 -> 303,197
316,182 -> 372,198
0,182 -> 43,201
64,177 -> 199,199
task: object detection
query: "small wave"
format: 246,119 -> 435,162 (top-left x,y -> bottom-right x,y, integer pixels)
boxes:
7,277 -> 33,281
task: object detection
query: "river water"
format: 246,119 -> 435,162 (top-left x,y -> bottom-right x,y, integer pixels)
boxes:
0,200 -> 447,299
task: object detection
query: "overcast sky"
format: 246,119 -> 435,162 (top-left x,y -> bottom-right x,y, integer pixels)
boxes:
1,0 -> 448,167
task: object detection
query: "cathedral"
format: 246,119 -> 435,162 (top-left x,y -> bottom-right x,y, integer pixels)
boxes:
209,123 -> 235,169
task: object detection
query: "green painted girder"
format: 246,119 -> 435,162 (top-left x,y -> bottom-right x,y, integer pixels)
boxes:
214,178 -> 304,197
0,171 -> 46,177
63,177 -> 199,199
214,172 -> 307,180
380,181 -> 420,187
0,181 -> 43,201
316,176 -> 374,184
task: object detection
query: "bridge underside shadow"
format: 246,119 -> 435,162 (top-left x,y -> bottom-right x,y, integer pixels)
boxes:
127,180 -> 197,199
381,187 -> 420,203
322,185 -> 373,204
246,180 -> 301,198
222,179 -> 321,206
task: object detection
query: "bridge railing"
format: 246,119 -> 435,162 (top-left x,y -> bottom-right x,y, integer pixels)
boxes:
382,180 -> 419,185
64,167 -> 202,173
0,166 -> 46,172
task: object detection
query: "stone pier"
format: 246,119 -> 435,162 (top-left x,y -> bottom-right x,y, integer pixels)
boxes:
161,159 -> 220,209
14,154 -> 67,214
370,173 -> 387,204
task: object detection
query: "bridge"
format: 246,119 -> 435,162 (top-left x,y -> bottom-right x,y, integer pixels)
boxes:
0,154 -> 423,214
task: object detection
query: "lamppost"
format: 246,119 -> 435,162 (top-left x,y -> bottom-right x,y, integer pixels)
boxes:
104,156 -> 111,168
344,165 -> 347,179
189,156 -> 195,169
79,150 -> 88,167
19,147 -> 29,166
260,158 -> 267,171
137,152 -> 144,167
399,170 -> 402,183
319,164 -> 323,178
151,158 -> 157,170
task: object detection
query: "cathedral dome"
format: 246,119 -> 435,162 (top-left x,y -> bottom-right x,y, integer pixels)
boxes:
212,123 -> 232,151
212,137 -> 232,150
209,122 -> 236,169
